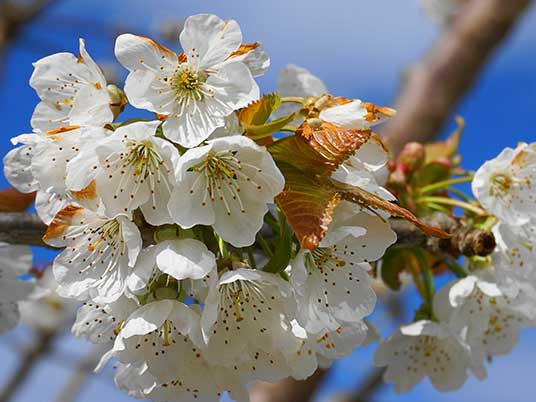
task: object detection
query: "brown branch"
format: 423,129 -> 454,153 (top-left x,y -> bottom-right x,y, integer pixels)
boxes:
0,211 -> 496,259
0,213 -> 51,248
0,0 -> 58,81
250,370 -> 327,402
383,0 -> 533,155
55,344 -> 108,402
0,330 -> 56,402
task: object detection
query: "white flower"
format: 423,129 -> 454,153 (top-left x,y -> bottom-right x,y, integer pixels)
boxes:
273,64 -> 326,121
114,362 -> 157,400
277,64 -> 327,99
168,135 -> 284,247
110,299 -> 248,402
492,221 -> 536,295
290,201 -> 396,334
72,295 -> 138,344
77,121 -> 180,225
319,100 -> 394,130
127,239 -> 216,294
43,205 -> 142,303
19,266 -> 79,331
434,274 -> 535,373
4,126 -> 109,196
331,137 -> 395,200
201,269 -> 301,368
115,14 -> 262,147
374,320 -> 472,393
30,38 -> 115,131
472,143 -> 536,224
0,243 -> 33,333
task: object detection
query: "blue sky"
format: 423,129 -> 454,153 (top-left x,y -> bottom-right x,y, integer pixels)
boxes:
0,0 -> 535,401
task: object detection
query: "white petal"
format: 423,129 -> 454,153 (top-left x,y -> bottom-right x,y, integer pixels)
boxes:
180,14 -> 242,70
156,239 -> 216,281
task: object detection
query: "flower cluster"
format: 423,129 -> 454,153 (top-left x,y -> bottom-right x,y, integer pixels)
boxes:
5,11 -> 532,400
375,141 -> 536,393
3,14 -> 404,401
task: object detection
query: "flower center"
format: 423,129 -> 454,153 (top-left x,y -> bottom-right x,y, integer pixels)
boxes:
189,150 -> 260,215
170,64 -> 207,100
310,248 -> 346,271
489,173 -> 512,197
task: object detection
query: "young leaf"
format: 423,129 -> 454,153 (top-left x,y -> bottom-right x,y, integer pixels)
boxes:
243,113 -> 297,140
424,116 -> 464,164
335,180 -> 451,239
275,163 -> 341,249
269,122 -> 373,176
238,93 -> 282,127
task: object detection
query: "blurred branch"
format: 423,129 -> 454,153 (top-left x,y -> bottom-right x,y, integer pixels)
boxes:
338,368 -> 385,402
383,0 -> 532,155
55,344 -> 108,402
250,370 -> 327,402
0,330 -> 56,402
0,0 -> 58,80
0,212 -> 51,248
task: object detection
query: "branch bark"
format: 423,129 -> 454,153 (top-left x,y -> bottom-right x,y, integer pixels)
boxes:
0,212 -> 496,259
383,0 -> 533,155
0,330 -> 56,402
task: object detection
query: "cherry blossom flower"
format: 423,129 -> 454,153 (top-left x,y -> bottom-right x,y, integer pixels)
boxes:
472,142 -> 536,224
290,201 -> 396,334
127,239 -> 216,295
0,243 -> 33,333
115,14 -> 263,147
43,205 -> 142,303
374,320 -> 473,393
4,126 -> 108,223
109,299 -> 249,402
72,295 -> 138,344
19,266 -> 79,331
168,135 -> 284,247
30,39 -> 117,131
199,267 -> 319,382
79,121 -> 181,225
434,273 -> 536,375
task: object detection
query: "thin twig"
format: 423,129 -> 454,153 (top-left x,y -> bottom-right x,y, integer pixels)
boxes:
383,0 -> 533,155
55,344 -> 109,402
0,330 -> 56,402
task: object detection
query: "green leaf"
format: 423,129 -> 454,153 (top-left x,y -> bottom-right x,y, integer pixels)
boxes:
238,93 -> 281,127
412,161 -> 452,188
263,219 -> 294,274
243,113 -> 297,140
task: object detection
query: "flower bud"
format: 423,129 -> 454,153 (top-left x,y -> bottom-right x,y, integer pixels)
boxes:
107,84 -> 128,120
397,142 -> 425,174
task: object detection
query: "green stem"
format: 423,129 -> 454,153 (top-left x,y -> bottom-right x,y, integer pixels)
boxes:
280,96 -> 305,104
256,234 -> 273,258
217,235 -> 229,258
280,125 -> 298,133
445,259 -> 468,278
446,186 -> 472,202
247,247 -> 257,270
418,196 -> 486,215
420,175 -> 474,194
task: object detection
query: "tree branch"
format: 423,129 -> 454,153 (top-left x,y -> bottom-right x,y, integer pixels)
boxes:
383,0 -> 533,155
0,0 -> 57,81
0,330 -> 56,402
0,212 -> 496,259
